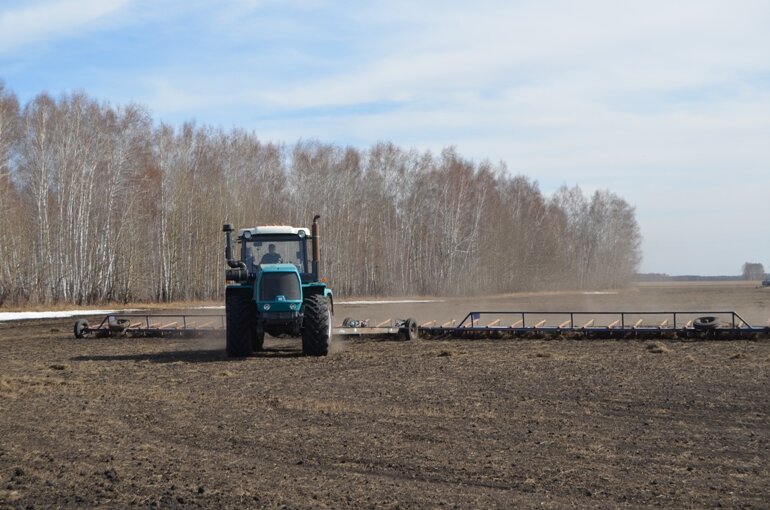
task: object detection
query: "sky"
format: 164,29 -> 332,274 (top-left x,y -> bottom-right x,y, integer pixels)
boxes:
1,0 -> 768,276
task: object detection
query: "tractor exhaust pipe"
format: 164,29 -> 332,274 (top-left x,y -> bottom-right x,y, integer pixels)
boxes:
311,215 -> 321,279
222,223 -> 246,281
223,223 -> 234,261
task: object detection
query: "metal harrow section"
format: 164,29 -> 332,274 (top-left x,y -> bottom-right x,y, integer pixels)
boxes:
74,313 -> 226,338
334,317 -> 419,341
416,311 -> 770,340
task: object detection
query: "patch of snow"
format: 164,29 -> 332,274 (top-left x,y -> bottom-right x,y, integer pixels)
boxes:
0,300 -> 442,321
337,299 -> 444,305
0,309 -> 129,322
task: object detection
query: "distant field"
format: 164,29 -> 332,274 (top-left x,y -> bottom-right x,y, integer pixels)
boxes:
1,281 -> 769,508
343,280 -> 770,325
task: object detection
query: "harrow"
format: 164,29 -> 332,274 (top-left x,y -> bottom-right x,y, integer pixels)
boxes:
73,313 -> 226,338
74,309 -> 770,341
72,313 -> 419,340
415,310 -> 770,340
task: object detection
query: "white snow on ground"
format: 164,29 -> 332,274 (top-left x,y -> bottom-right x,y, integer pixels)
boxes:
185,300 -> 444,307
0,310 -> 127,322
0,300 -> 443,322
336,299 -> 444,305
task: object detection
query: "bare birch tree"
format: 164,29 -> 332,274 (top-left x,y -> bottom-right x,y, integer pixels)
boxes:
0,84 -> 643,305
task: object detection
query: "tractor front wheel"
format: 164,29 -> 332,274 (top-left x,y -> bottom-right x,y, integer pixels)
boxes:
302,295 -> 332,356
226,287 -> 256,357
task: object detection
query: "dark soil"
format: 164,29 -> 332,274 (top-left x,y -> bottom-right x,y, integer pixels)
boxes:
1,282 -> 769,508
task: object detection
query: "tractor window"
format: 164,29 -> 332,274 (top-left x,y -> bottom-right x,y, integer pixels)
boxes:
244,237 -> 308,273
260,273 -> 301,301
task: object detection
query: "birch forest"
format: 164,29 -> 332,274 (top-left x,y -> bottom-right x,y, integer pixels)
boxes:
0,84 -> 642,305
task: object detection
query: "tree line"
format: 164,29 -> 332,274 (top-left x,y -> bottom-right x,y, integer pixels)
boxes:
0,83 -> 641,305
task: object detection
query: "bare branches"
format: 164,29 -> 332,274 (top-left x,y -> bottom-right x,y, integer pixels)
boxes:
0,87 -> 643,305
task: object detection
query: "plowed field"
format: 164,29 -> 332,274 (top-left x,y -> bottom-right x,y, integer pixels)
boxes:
1,282 -> 769,508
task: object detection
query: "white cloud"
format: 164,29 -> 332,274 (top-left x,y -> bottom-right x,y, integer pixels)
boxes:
0,0 -> 133,53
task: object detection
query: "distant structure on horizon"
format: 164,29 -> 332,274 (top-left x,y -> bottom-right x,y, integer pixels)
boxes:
742,263 -> 766,281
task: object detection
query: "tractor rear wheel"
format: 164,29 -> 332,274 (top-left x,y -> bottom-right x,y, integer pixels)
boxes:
302,295 -> 332,356
226,287 -> 256,357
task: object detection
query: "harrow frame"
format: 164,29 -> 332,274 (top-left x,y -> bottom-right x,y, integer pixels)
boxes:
417,310 -> 770,340
74,313 -> 226,338
74,310 -> 770,341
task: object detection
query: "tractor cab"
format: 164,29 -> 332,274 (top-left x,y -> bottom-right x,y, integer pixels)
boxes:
236,226 -> 315,283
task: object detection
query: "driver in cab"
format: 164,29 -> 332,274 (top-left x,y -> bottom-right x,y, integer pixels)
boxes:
260,243 -> 283,264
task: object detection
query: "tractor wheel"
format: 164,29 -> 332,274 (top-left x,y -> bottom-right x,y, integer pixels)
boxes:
226,287 -> 256,357
403,318 -> 419,341
74,319 -> 90,339
253,322 -> 265,351
302,295 -> 332,356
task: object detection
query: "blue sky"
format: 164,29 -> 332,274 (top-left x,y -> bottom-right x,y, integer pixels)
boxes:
1,0 -> 769,275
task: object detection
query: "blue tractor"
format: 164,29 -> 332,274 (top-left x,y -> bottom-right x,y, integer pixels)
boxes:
222,215 -> 333,357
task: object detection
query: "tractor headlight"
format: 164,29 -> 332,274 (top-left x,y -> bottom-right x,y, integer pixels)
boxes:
243,230 -> 252,240
289,303 -> 297,310
263,304 -> 270,310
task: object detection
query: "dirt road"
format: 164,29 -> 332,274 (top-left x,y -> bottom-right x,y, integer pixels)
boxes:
1,282 -> 769,508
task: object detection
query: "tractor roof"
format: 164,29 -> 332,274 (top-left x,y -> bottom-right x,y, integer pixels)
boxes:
238,226 -> 310,237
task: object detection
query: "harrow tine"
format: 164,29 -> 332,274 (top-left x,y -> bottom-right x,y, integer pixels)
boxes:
487,319 -> 501,327
421,320 -> 437,327
659,319 -> 669,328
510,319 -> 523,328
375,319 -> 391,327
607,319 -> 620,329
534,320 -> 546,328
559,319 -> 571,328
633,319 -> 643,328
582,319 -> 594,328
441,320 -> 456,327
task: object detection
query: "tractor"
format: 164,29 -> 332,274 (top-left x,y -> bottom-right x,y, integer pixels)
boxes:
222,215 -> 333,357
